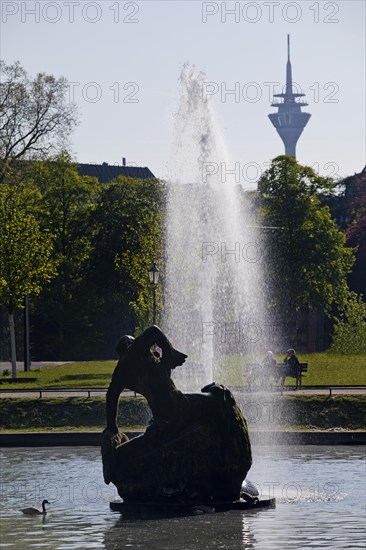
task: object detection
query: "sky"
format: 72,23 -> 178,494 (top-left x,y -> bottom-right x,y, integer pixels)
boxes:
1,0 -> 365,186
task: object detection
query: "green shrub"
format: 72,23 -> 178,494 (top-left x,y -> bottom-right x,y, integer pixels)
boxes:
330,293 -> 366,353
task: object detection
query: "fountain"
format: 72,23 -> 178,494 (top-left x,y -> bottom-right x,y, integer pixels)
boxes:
163,64 -> 268,391
100,66 -> 276,514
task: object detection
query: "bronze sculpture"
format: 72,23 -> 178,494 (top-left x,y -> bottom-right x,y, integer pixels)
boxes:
101,325 -> 252,503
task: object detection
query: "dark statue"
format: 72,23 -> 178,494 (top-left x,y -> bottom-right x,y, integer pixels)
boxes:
101,325 -> 252,504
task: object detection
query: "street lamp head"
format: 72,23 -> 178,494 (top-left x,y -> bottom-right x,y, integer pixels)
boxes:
148,260 -> 160,286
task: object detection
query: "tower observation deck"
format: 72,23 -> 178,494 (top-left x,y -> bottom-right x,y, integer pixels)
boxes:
268,35 -> 311,158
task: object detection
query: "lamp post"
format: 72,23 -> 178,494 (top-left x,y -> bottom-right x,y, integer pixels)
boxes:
148,261 -> 160,325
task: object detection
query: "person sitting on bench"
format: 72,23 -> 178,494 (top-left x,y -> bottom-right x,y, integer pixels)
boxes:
281,348 -> 300,388
262,351 -> 277,385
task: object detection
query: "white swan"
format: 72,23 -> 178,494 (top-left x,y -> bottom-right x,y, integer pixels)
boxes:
20,499 -> 49,515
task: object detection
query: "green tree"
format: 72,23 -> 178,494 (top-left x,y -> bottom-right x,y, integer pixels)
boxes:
117,205 -> 164,331
29,154 -> 100,359
69,176 -> 165,356
0,61 -> 78,180
258,156 -> 355,341
71,179 -> 141,357
330,293 -> 366,354
346,169 -> 366,296
0,184 -> 56,376
115,179 -> 164,333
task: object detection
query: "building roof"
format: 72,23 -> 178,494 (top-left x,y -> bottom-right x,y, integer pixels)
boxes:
77,163 -> 155,183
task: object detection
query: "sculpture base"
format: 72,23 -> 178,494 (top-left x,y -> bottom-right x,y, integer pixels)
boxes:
109,497 -> 276,517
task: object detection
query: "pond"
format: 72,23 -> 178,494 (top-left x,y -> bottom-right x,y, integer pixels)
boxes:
0,445 -> 364,549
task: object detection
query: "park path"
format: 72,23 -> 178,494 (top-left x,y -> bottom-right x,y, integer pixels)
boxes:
0,387 -> 365,399
0,361 -> 365,398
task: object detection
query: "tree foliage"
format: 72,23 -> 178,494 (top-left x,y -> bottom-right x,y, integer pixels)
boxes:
28,154 -> 100,359
0,152 -> 360,360
0,183 -> 56,312
116,202 -> 164,331
258,156 -> 355,320
32,153 -> 100,282
329,293 -> 366,354
0,61 -> 78,180
346,168 -> 366,256
26,171 -> 164,359
0,182 -> 57,375
105,177 -> 164,333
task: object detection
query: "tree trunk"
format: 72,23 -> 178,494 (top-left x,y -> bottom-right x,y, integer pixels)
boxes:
23,296 -> 30,372
9,311 -> 17,379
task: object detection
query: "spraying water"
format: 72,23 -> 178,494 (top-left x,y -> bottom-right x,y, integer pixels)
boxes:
163,64 -> 267,391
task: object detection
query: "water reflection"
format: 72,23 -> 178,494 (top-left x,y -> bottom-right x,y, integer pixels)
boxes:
0,446 -> 365,549
104,511 -> 259,550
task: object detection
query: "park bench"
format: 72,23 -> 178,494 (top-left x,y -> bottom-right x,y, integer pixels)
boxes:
298,362 -> 308,387
247,362 -> 308,391
278,362 -> 308,390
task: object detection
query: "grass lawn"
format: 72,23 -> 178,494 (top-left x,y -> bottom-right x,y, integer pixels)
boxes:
0,361 -> 116,389
215,353 -> 366,387
0,353 -> 365,389
293,353 -> 366,385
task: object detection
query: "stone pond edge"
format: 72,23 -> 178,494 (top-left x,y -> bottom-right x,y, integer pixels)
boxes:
1,430 -> 365,447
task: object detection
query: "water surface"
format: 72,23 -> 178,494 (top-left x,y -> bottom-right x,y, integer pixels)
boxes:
0,445 -> 364,549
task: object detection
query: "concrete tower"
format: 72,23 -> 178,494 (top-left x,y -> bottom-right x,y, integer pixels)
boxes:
268,35 -> 311,158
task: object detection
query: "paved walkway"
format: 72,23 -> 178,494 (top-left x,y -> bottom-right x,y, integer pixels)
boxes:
0,387 -> 365,399
282,387 -> 366,396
